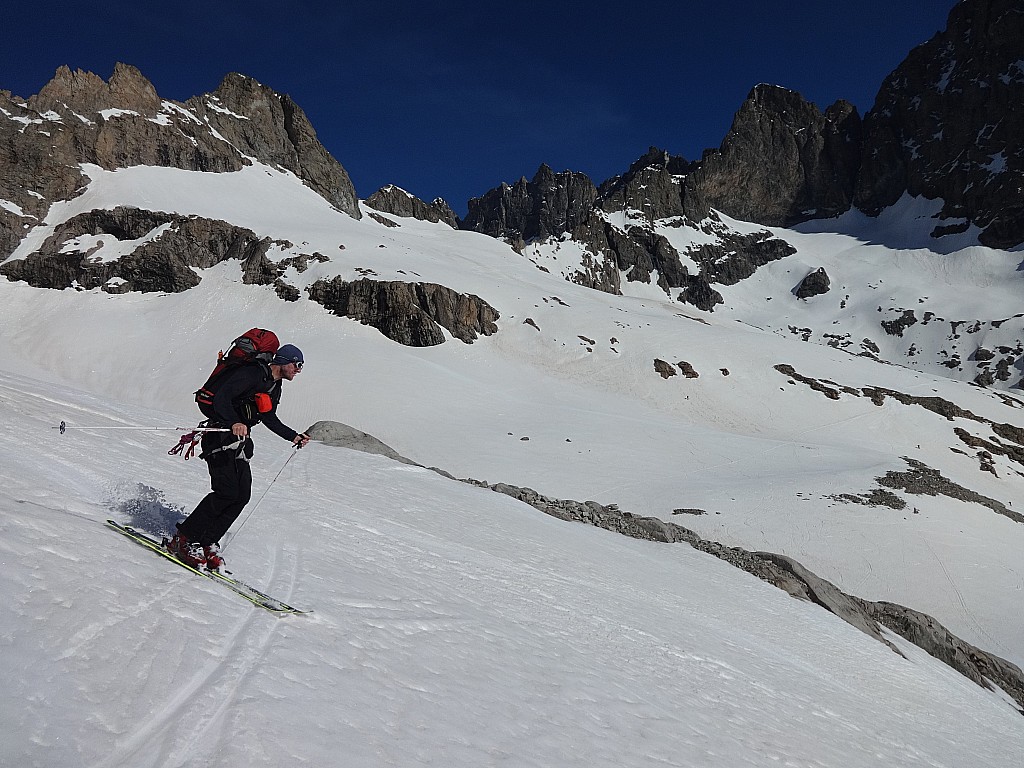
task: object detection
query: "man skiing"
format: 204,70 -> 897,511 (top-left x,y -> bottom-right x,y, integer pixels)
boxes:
167,343 -> 310,570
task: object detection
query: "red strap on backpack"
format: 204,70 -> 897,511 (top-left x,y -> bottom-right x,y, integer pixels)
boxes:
169,431 -> 202,460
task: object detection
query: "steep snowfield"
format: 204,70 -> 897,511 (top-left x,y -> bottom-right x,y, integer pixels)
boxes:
2,371 -> 1024,767
3,161 -> 1024,763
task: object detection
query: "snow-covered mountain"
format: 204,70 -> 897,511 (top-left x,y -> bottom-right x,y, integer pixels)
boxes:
3,1 -> 1024,763
3,157 -> 1024,763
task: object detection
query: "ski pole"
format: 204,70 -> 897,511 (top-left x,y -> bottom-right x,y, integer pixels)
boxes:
223,444 -> 303,553
55,421 -> 231,434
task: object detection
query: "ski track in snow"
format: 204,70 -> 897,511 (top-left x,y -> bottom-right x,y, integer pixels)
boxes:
96,601 -> 285,768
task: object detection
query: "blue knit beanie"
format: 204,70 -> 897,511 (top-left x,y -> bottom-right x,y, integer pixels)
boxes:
273,344 -> 304,365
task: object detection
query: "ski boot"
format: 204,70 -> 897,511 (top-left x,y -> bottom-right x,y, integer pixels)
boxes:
164,533 -> 207,569
203,543 -> 225,572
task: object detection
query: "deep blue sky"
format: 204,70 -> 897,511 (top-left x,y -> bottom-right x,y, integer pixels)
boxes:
5,1 -> 955,215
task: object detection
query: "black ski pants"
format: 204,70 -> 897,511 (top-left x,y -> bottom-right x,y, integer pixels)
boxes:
177,433 -> 254,545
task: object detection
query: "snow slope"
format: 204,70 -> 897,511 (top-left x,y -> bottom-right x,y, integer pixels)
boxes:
3,161 -> 1024,764
2,371 -> 1024,767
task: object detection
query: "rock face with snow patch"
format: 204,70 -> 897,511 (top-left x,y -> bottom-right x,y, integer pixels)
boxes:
307,277 -> 499,346
855,0 -> 1024,247
462,164 -> 598,246
186,72 -> 361,217
0,64 -> 360,264
366,185 -> 459,227
597,147 -> 697,220
461,148 -> 796,309
0,206 -> 270,293
685,229 -> 796,286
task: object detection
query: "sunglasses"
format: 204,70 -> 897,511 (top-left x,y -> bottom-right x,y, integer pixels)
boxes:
290,360 -> 303,370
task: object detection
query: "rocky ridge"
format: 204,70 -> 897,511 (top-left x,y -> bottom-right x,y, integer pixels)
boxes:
472,479 -> 1024,714
462,150 -> 798,311
461,164 -> 599,248
684,84 -> 862,227
0,63 -> 360,268
461,0 -> 1023,294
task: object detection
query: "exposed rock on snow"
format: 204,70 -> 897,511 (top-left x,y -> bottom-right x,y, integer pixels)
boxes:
794,266 -> 831,299
366,185 -> 459,228
881,309 -> 920,337
306,420 -> 417,464
677,361 -> 699,378
653,359 -> 676,379
0,207 -> 271,292
875,456 -> 1023,522
307,276 -> 499,346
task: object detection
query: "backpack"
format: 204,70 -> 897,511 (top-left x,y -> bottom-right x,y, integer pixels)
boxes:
194,328 -> 280,419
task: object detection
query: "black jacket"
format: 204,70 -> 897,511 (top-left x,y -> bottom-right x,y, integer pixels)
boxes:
209,362 -> 298,442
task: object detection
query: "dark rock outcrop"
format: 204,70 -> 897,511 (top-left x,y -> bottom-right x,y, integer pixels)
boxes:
676,274 -> 725,311
684,84 -> 862,226
654,359 -> 677,379
855,0 -> 1024,247
0,206 -> 268,292
881,310 -> 920,337
307,277 -> 499,346
685,229 -> 797,286
795,267 -> 831,298
597,147 -> 696,220
366,185 -> 459,227
462,164 -> 598,243
677,361 -> 699,378
604,223 -> 689,289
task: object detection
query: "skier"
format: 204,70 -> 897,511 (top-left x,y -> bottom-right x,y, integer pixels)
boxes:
166,343 -> 310,570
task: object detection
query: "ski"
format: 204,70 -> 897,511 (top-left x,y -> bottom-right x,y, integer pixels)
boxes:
106,519 -> 309,615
